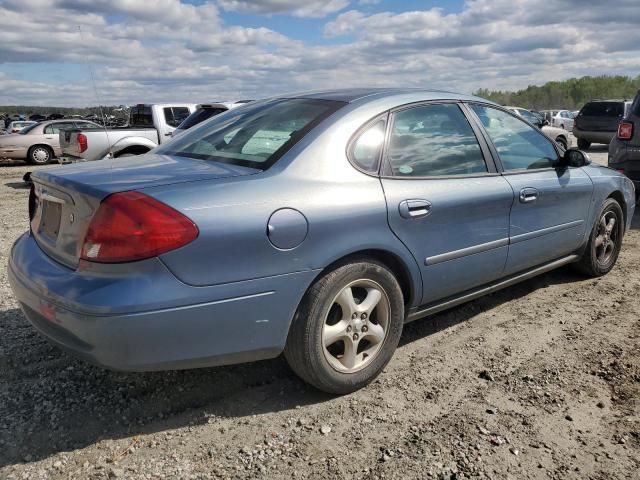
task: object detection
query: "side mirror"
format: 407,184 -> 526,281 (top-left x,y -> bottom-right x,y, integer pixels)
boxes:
560,148 -> 591,168
543,120 -> 550,126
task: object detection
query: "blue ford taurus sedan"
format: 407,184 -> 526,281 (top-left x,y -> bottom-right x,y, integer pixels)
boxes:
9,89 -> 636,394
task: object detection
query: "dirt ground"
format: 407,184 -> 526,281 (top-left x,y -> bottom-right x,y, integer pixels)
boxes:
0,146 -> 638,480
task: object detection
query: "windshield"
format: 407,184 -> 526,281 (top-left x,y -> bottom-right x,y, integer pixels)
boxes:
19,123 -> 40,134
158,98 -> 345,170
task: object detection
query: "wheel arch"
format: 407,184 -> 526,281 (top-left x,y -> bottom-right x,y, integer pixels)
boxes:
307,248 -> 420,309
607,190 -> 627,227
114,145 -> 151,157
28,143 -> 55,157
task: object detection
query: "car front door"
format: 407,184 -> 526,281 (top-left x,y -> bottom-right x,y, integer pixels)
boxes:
380,102 -> 514,306
469,104 -> 594,275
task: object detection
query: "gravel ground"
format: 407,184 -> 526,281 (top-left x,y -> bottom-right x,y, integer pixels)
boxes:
0,147 -> 638,480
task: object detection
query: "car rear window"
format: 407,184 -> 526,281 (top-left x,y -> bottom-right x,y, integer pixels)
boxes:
631,92 -> 640,116
177,107 -> 227,130
580,102 -> 624,117
129,105 -> 153,127
157,98 -> 345,170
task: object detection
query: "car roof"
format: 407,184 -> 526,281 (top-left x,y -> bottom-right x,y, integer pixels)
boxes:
282,88 -> 487,104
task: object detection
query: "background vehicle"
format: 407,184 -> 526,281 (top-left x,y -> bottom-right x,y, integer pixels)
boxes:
172,101 -> 252,138
10,89 -> 635,395
609,90 -> 640,197
539,109 -> 559,125
28,114 -> 46,122
0,119 -> 100,164
3,121 -> 36,134
551,110 -> 575,130
505,106 -> 571,149
574,100 -> 633,150
59,103 -> 196,161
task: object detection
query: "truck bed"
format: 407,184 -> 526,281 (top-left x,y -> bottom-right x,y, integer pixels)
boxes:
60,127 -> 160,162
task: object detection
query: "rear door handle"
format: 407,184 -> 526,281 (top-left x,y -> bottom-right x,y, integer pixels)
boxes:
399,199 -> 432,219
519,187 -> 539,203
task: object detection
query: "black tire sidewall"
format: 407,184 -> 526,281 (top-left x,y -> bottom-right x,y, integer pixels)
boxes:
287,261 -> 404,394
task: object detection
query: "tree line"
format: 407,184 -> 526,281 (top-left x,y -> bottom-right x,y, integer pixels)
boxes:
474,75 -> 640,110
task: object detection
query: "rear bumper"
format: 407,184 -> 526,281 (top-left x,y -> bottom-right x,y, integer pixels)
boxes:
8,232 -> 318,371
573,128 -> 615,144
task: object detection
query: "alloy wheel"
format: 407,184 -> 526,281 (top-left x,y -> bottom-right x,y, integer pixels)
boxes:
321,279 -> 390,373
594,210 -> 619,266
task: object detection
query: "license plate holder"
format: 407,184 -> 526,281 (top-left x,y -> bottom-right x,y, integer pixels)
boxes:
38,200 -> 63,241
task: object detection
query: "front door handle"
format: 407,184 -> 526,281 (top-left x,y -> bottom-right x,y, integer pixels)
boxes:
519,187 -> 539,203
399,199 -> 432,219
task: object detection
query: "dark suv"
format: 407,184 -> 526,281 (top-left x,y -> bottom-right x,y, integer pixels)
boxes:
609,91 -> 640,197
574,99 -> 632,150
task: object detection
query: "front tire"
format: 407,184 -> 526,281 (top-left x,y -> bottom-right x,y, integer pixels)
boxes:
284,260 -> 404,394
27,145 -> 53,165
556,137 -> 568,150
577,138 -> 591,150
575,198 -> 624,277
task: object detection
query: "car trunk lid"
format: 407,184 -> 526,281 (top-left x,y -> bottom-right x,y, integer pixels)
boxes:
29,153 -> 260,269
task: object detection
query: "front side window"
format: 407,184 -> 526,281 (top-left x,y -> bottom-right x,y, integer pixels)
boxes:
471,105 -> 558,171
386,103 -> 487,177
44,122 -> 75,134
349,119 -> 386,173
164,107 -> 191,128
157,98 -> 345,170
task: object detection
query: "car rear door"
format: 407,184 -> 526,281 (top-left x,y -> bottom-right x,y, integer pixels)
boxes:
380,102 -> 514,306
468,104 -> 593,275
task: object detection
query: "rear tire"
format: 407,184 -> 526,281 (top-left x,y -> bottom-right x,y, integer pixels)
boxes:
575,198 -> 623,277
284,259 -> 404,394
577,138 -> 591,150
27,145 -> 53,165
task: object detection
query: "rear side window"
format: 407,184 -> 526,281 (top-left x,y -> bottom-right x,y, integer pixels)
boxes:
471,105 -> 558,171
44,122 -> 76,134
580,102 -> 624,117
164,107 -> 191,128
157,98 -> 345,170
178,108 -> 227,130
130,105 -> 153,127
349,118 -> 386,173
386,103 -> 487,177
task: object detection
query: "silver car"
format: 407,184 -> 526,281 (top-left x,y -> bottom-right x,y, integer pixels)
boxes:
0,119 -> 100,164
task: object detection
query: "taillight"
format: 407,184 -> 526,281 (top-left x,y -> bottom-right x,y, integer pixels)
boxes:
77,133 -> 88,153
80,191 -> 198,263
617,121 -> 634,140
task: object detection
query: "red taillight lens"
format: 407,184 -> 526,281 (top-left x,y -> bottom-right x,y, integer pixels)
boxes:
617,121 -> 634,140
78,133 -> 88,153
80,191 -> 198,263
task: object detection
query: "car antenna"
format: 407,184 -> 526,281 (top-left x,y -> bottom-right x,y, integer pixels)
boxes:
77,25 -> 114,161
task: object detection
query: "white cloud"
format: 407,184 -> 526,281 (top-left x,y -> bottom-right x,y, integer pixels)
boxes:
0,0 -> 639,106
217,0 -> 349,18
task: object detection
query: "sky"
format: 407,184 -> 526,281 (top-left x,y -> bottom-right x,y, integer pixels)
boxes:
0,0 -> 639,107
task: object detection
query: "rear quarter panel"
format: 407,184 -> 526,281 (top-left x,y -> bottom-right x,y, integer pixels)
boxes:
581,165 -> 636,232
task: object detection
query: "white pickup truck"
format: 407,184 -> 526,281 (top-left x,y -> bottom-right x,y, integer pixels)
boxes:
59,103 -> 196,162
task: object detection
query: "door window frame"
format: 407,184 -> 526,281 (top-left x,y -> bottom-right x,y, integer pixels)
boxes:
463,102 -> 565,175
